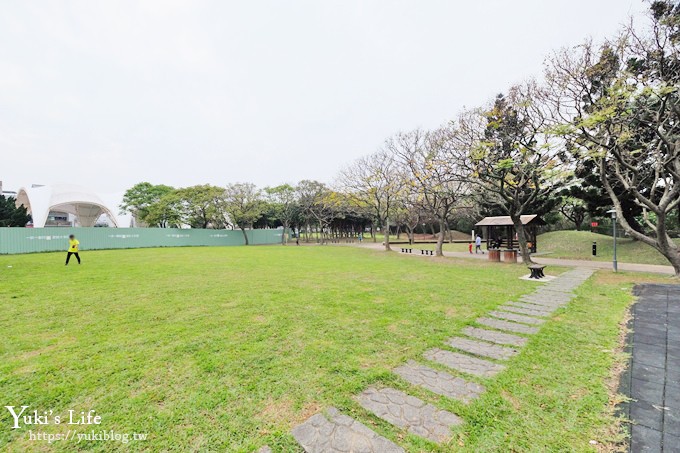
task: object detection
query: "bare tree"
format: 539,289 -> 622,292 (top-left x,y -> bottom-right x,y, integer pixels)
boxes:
393,194 -> 424,244
296,180 -> 335,244
338,149 -> 405,251
390,128 -> 467,256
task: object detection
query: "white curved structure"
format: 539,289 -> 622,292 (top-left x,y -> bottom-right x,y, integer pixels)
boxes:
15,184 -> 125,228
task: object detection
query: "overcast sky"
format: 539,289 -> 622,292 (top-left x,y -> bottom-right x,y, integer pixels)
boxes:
1,0 -> 647,194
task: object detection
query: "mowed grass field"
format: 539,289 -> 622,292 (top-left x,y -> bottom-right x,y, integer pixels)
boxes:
390,230 -> 677,266
0,245 -> 659,451
536,231 -> 677,265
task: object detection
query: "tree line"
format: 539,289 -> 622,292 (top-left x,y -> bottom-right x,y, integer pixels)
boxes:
340,0 -> 680,273
119,181 -> 377,245
119,2 -> 680,274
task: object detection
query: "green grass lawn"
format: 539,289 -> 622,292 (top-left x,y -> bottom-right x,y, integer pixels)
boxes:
0,246 -> 658,451
536,231 -> 676,265
389,230 -> 677,266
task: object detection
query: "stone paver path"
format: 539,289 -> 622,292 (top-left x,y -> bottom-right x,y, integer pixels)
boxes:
476,317 -> 540,335
290,267 -> 595,451
393,360 -> 485,402
619,284 -> 680,452
499,304 -> 551,317
445,336 -> 518,360
424,348 -> 506,377
512,298 -> 564,310
505,300 -> 556,312
518,295 -> 569,307
357,387 -> 462,443
488,310 -> 545,325
291,407 -> 404,453
461,326 -> 528,347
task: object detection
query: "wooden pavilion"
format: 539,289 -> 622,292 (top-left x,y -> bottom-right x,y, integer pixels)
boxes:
474,215 -> 545,253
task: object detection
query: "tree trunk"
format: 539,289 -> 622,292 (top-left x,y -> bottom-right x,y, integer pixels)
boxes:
384,218 -> 391,251
653,214 -> 680,277
435,219 -> 446,257
240,227 -> 249,245
396,225 -> 401,239
406,227 -> 414,244
661,247 -> 680,277
282,222 -> 288,245
372,223 -> 377,242
513,217 -> 533,264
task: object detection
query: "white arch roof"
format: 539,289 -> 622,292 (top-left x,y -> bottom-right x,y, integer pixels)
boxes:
15,184 -> 129,228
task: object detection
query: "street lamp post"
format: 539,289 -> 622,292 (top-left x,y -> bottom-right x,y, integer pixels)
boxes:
607,209 -> 618,272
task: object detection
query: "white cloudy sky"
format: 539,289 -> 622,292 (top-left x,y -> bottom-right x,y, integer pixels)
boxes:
1,0 -> 647,193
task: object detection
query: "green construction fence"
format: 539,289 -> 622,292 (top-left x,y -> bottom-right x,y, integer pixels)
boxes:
0,228 -> 286,254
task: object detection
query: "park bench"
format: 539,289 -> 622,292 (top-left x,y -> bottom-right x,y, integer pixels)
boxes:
420,249 -> 434,256
527,264 -> 547,279
400,248 -> 413,254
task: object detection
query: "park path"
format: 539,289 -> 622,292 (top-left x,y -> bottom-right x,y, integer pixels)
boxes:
354,242 -> 676,275
289,266 -> 595,451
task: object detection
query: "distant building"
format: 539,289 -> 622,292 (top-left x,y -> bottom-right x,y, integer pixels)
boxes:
0,180 -> 17,198
14,183 -> 133,228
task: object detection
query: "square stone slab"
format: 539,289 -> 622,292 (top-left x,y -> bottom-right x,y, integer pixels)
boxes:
291,407 -> 404,453
357,387 -> 462,443
499,304 -> 551,318
461,326 -> 528,347
488,311 -> 545,325
445,337 -> 518,360
505,301 -> 555,314
393,360 -> 484,403
424,348 -> 506,377
477,317 -> 539,335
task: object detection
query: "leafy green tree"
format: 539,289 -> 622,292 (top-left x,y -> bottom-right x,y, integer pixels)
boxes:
120,182 -> 175,227
546,1 -> 680,274
557,193 -> 587,231
175,184 -> 228,229
223,183 -> 264,245
145,192 -> 184,228
457,84 -> 564,263
0,195 -> 31,227
264,184 -> 299,244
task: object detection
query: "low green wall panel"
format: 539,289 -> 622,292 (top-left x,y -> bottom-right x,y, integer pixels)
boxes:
0,228 -> 284,254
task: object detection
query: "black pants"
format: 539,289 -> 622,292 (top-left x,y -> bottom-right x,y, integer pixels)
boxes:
65,252 -> 80,265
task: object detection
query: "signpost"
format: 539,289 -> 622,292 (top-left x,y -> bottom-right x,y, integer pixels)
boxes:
606,210 -> 618,272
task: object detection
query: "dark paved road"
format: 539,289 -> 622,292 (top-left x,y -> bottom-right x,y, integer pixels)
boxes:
621,284 -> 680,452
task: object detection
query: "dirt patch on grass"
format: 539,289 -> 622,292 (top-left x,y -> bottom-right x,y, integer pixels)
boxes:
501,390 -> 522,411
258,398 -> 322,429
387,320 -> 411,332
16,343 -> 59,361
445,307 -> 459,318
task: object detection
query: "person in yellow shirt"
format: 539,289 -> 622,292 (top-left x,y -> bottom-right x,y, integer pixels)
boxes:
66,234 -> 81,265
